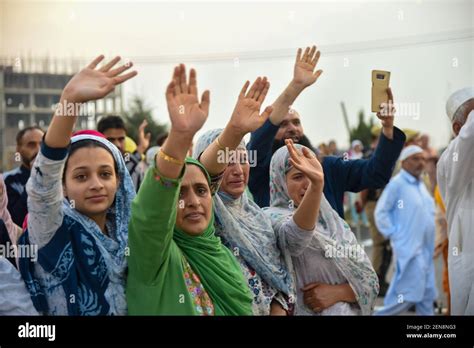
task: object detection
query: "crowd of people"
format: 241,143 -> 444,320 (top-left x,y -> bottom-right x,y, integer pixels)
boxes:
0,45 -> 472,316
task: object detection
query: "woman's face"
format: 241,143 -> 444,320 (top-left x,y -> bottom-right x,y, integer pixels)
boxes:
63,147 -> 119,218
176,164 -> 213,236
219,148 -> 250,198
285,166 -> 310,208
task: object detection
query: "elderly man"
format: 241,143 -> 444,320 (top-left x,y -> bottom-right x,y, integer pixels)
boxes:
374,145 -> 437,315
247,45 -> 406,214
437,86 -> 474,315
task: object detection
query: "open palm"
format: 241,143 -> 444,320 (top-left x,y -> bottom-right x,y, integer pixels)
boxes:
230,77 -> 273,135
166,64 -> 210,135
286,139 -> 324,185
293,46 -> 323,89
62,55 -> 137,104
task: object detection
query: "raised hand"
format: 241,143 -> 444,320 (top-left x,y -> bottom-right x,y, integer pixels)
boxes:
46,55 -> 137,148
137,119 -> 151,155
228,77 -> 273,136
292,45 -> 323,90
165,64 -> 210,136
286,139 -> 324,185
377,87 -> 395,139
62,55 -> 137,104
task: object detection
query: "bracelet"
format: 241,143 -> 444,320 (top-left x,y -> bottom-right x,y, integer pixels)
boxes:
158,148 -> 184,165
215,136 -> 227,151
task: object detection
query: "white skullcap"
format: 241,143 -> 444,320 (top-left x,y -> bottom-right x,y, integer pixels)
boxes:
399,145 -> 423,162
446,87 -> 474,121
351,140 -> 363,149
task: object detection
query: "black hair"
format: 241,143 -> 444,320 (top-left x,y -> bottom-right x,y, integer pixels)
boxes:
63,139 -> 119,183
156,132 -> 169,147
271,134 -> 316,155
16,126 -> 44,145
97,115 -> 126,134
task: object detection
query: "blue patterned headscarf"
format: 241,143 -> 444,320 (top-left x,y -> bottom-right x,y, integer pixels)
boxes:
193,129 -> 294,298
19,134 -> 135,315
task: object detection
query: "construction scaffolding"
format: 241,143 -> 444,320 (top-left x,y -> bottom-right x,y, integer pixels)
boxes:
0,57 -> 123,172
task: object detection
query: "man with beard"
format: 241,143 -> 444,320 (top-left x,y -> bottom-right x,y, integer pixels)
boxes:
247,45 -> 406,215
3,126 -> 44,226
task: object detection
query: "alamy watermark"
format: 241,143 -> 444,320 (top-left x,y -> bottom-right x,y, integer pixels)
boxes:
380,101 -> 421,120
53,99 -> 94,117
324,243 -> 365,261
0,242 -> 38,262
216,148 -> 257,167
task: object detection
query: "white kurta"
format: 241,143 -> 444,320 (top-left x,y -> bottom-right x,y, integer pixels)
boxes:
437,110 -> 474,315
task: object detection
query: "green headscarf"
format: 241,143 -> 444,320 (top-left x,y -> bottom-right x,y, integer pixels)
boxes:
173,158 -> 253,315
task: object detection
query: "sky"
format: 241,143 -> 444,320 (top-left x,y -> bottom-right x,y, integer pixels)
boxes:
1,0 -> 473,149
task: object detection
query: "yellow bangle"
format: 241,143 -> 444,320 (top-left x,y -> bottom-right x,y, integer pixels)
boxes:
158,148 -> 184,165
215,136 -> 227,151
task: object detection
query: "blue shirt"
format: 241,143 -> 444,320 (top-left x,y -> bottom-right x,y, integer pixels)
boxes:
374,169 -> 437,303
247,119 -> 406,216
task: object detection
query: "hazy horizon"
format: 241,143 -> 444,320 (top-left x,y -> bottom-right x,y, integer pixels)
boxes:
1,0 -> 473,149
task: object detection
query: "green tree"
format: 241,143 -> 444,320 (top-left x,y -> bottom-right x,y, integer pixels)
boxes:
340,102 -> 375,149
124,96 -> 168,147
349,109 -> 375,149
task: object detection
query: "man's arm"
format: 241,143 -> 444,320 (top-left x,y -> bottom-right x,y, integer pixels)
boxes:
374,181 -> 398,238
269,46 -> 323,126
247,119 -> 280,207
247,46 -> 323,206
330,88 -> 405,193
336,127 -> 406,193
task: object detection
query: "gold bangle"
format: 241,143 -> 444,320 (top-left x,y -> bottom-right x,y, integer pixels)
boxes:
215,136 -> 227,151
158,148 -> 184,165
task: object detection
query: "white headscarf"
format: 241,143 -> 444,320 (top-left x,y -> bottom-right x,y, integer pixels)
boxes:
264,144 -> 379,315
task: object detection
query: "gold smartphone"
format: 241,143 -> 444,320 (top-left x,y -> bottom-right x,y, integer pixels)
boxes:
371,70 -> 391,112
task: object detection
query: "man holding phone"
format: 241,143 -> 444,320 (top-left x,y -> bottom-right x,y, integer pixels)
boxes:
247,45 -> 406,217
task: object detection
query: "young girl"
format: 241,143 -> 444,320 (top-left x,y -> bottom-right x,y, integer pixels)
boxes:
265,140 -> 379,315
18,55 -> 137,315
